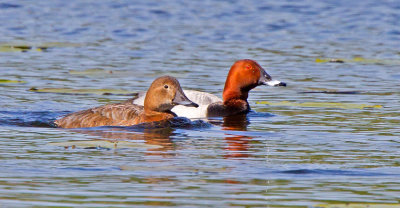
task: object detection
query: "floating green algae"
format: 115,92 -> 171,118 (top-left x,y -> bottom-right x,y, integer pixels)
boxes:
0,79 -> 26,84
69,68 -> 115,75
315,203 -> 400,208
0,79 -> 27,84
0,42 -> 81,52
29,87 -> 136,95
69,68 -> 142,77
316,57 -> 400,65
256,101 -> 382,109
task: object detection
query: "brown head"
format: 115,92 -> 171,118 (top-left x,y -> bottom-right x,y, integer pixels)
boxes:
144,76 -> 198,113
222,59 -> 286,103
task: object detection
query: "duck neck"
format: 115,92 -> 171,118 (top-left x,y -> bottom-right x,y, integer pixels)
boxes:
222,81 -> 250,104
143,109 -> 175,122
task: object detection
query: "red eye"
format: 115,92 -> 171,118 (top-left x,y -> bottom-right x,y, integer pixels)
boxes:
245,65 -> 252,70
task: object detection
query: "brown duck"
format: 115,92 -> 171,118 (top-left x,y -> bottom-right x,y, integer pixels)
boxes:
54,76 -> 198,128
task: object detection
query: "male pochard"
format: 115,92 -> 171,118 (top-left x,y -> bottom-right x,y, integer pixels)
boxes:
132,59 -> 286,118
55,76 -> 198,128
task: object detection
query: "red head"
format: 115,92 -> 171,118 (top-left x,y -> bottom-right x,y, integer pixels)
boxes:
222,59 -> 272,103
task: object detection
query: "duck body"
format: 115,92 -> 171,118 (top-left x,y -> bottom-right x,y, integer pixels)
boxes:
132,90 -> 249,118
133,89 -> 221,118
132,59 -> 286,118
55,76 -> 198,128
54,100 -> 175,128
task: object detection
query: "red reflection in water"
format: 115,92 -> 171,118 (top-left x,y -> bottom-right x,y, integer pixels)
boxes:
222,114 -> 252,158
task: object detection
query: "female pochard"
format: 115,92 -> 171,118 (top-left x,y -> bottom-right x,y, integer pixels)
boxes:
133,59 -> 286,118
55,76 -> 198,128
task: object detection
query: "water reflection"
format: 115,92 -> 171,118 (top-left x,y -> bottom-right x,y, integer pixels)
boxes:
59,114 -> 254,159
64,125 -> 175,157
212,114 -> 253,158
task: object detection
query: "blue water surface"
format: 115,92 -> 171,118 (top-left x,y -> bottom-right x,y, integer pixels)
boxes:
0,0 -> 399,207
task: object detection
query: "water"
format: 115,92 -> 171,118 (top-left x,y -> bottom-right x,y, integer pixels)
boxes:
1,0 -> 399,207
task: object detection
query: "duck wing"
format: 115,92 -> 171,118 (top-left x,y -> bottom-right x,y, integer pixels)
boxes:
131,90 -> 221,106
55,102 -> 144,128
181,90 -> 221,105
169,90 -> 221,118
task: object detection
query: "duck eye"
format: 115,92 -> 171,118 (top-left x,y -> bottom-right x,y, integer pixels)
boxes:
164,85 -> 169,89
245,65 -> 252,70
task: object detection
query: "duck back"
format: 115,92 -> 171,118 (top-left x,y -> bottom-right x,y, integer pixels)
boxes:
55,102 -> 144,128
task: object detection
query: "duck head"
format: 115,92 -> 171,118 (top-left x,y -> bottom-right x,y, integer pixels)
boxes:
144,76 -> 198,112
222,59 -> 286,102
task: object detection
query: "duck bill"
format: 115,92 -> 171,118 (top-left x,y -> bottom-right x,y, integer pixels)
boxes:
172,89 -> 199,108
258,68 -> 287,87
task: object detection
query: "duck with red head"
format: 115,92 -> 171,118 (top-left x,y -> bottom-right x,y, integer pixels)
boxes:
208,59 -> 285,116
132,59 -> 286,118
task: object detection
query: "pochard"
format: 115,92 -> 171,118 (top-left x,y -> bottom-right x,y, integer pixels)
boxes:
55,76 -> 198,128
132,59 -> 286,118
